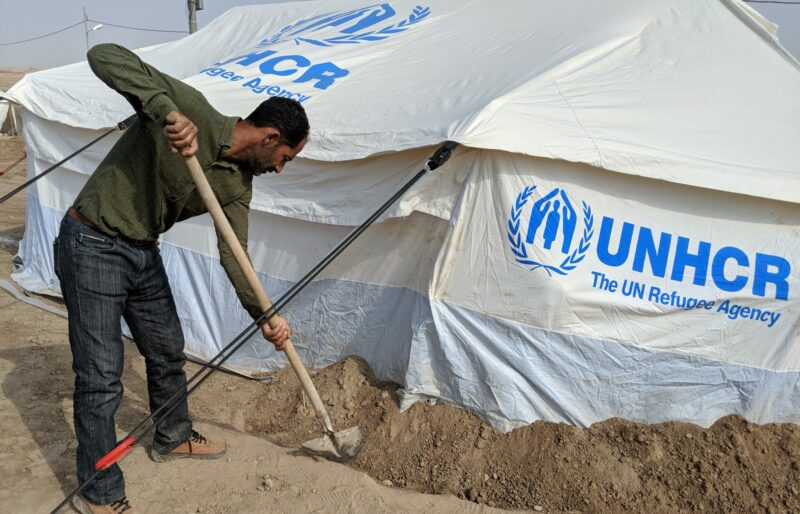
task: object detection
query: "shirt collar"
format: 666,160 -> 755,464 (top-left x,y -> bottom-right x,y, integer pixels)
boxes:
215,116 -> 256,175
216,116 -> 239,160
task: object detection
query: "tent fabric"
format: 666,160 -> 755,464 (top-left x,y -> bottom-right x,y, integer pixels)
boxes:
0,102 -> 7,127
7,0 -> 800,204
0,89 -> 9,134
5,0 -> 800,431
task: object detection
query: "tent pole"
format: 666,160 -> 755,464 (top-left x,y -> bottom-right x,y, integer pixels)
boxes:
11,106 -> 18,136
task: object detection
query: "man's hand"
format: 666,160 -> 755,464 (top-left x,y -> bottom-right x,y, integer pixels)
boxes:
163,111 -> 198,157
261,316 -> 292,351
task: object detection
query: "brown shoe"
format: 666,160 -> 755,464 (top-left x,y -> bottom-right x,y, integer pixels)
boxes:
72,493 -> 136,513
150,430 -> 226,463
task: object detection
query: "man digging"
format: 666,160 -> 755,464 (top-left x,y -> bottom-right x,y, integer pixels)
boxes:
54,43 -> 308,514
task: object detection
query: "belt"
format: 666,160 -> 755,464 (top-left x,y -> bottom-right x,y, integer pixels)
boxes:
67,206 -> 101,231
67,207 -> 159,248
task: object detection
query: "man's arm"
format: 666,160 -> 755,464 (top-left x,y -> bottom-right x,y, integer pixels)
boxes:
88,43 -> 178,126
88,44 -> 198,156
218,192 -> 291,350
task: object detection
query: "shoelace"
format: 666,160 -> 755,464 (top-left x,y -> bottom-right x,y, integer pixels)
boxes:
110,496 -> 132,513
190,430 -> 207,444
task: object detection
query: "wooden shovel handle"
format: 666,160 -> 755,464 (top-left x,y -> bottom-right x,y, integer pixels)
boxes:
184,155 -> 335,434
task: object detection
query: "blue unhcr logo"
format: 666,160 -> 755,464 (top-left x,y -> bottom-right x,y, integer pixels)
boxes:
202,3 -> 432,100
507,185 -> 594,276
258,4 -> 431,48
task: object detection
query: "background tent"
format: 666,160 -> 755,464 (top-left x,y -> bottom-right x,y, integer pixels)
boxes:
5,0 -> 800,431
0,92 -> 7,134
0,91 -> 15,135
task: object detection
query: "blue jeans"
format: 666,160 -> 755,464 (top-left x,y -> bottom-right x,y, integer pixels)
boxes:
54,214 -> 192,504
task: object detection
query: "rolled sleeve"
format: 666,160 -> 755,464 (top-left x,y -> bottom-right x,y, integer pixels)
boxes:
216,191 -> 264,320
87,43 -> 178,125
144,93 -> 178,125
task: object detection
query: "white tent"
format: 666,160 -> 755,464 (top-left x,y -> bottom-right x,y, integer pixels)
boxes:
0,94 -> 7,131
0,90 -> 12,135
6,0 -> 800,431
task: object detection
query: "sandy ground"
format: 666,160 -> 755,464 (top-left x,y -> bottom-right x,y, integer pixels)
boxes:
1,130 -> 799,514
0,67 -> 36,90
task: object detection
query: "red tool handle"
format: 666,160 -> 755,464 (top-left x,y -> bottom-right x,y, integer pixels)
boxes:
95,437 -> 137,470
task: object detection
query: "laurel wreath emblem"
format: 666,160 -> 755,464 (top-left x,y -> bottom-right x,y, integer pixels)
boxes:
258,5 -> 431,48
507,185 -> 594,276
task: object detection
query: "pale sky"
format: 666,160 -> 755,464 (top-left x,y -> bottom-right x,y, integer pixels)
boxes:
0,1 -> 310,68
0,1 -> 798,69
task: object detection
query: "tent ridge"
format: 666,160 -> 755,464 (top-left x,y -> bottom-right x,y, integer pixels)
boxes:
720,0 -> 800,70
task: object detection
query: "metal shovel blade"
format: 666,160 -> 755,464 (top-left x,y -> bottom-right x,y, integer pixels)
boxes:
301,426 -> 364,462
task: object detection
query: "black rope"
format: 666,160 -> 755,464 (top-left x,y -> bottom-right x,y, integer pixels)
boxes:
0,154 -> 26,178
0,114 -> 137,206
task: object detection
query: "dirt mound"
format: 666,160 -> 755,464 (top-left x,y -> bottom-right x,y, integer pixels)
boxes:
244,357 -> 800,512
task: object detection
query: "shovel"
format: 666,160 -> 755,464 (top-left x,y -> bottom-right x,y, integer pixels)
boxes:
50,141 -> 458,514
183,154 -> 363,462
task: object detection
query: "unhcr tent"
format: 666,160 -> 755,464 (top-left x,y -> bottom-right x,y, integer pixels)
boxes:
5,0 -> 800,431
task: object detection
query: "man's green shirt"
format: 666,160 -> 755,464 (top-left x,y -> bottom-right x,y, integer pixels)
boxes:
74,43 -> 263,319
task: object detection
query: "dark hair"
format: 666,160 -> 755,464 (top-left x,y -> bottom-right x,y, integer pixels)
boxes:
245,97 -> 309,148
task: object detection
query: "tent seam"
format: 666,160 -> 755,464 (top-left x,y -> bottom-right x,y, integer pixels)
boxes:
551,79 -> 605,169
